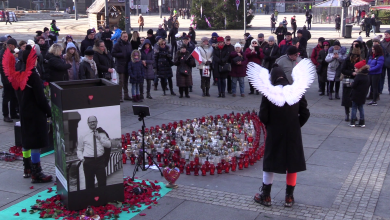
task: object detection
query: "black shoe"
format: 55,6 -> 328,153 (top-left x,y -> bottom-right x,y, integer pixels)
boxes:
367,101 -> 377,106
335,93 -> 340,99
345,114 -> 350,122
218,93 -> 222,98
185,95 -> 190,98
256,91 -> 260,95
254,183 -> 272,207
319,92 -> 325,96
248,91 -> 254,95
31,162 -> 52,183
285,185 -> 295,207
3,117 -> 12,123
329,93 -> 333,100
171,91 -> 176,96
206,89 -> 210,97
222,93 -> 225,98
357,119 -> 365,128
228,90 -> 232,94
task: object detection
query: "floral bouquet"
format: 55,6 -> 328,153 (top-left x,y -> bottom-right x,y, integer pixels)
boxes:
43,81 -> 50,102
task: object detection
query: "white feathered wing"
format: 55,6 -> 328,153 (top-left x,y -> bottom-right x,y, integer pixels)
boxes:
246,59 -> 315,107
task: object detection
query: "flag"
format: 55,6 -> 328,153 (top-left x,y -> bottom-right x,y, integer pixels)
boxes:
191,47 -> 202,65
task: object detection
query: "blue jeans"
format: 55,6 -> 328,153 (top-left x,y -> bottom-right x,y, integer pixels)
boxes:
231,77 -> 245,94
379,66 -> 390,93
371,25 -> 376,35
351,101 -> 364,120
131,83 -> 140,96
217,77 -> 226,94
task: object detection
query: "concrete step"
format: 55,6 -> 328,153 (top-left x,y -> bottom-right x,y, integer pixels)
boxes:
16,13 -> 75,21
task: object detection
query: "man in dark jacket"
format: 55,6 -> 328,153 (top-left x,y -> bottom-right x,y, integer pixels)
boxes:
0,38 -> 19,122
364,15 -> 371,37
301,26 -> 311,41
213,37 -> 231,97
168,24 -> 179,57
156,24 -> 167,40
257,33 -> 269,50
243,33 -> 254,52
306,13 -> 312,30
296,30 -> 308,51
93,40 -> 114,79
102,26 -> 113,52
111,32 -> 133,102
146,29 -> 157,46
278,32 -> 293,55
275,23 -> 287,45
181,36 -> 195,53
80,29 -> 96,56
225,36 -> 235,94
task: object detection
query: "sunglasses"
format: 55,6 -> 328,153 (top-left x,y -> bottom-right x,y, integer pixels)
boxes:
252,42 -> 258,45
161,43 -> 166,45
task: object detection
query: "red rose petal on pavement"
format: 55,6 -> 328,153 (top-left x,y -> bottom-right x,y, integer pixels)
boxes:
139,213 -> 146,216
147,206 -> 152,209
29,186 -> 34,189
154,180 -> 158,183
21,209 -> 27,212
14,213 -> 19,216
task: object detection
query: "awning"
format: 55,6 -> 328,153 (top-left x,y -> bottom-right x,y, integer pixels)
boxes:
371,5 -> 390,9
314,0 -> 370,7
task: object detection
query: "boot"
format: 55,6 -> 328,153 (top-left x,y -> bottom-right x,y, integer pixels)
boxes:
185,88 -> 190,98
132,96 -> 138,102
357,119 -> 365,128
124,94 -> 132,101
179,87 -> 184,98
254,183 -> 272,206
154,83 -> 158,91
189,87 -> 193,92
170,89 -> 176,96
31,162 -> 52,183
205,88 -> 210,97
139,85 -> 144,100
23,157 -> 31,178
222,93 -> 225,98
218,93 -> 222,98
350,118 -> 356,127
202,89 -> 206,97
256,91 -> 260,95
345,114 -> 350,122
329,93 -> 333,100
136,95 -> 143,102
147,93 -> 153,99
335,93 -> 340,99
285,185 -> 295,207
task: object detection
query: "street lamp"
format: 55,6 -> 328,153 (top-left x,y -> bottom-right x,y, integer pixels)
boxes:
341,0 -> 351,37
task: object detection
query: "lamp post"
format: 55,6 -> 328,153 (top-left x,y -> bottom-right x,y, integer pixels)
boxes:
105,0 -> 109,26
159,0 -> 162,18
125,0 -> 131,33
341,0 -> 351,37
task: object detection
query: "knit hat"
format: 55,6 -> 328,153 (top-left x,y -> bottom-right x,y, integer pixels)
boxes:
268,36 -> 275,42
354,60 -> 366,69
52,19 -> 56,23
27,39 -> 35,47
297,30 -> 303,34
251,39 -> 259,45
286,46 -> 299,55
372,37 -> 381,43
201,37 -> 209,42
244,33 -> 250,37
285,32 -> 292,36
225,36 -> 231,40
234,43 -> 242,48
84,48 -> 94,56
7,38 -> 17,46
66,35 -> 73,41
258,33 -> 264,38
66,42 -> 77,51
147,29 -> 153,35
36,31 -> 43,36
279,22 -> 283,25
318,37 -> 325,43
182,36 -> 189,40
87,29 -> 95,35
212,32 -> 219,38
333,40 -> 341,46
217,37 -> 224,42
356,36 -> 363,42
385,30 -> 390,35
322,41 -> 330,46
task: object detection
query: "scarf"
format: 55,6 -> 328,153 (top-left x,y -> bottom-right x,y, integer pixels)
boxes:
84,58 -> 97,76
385,37 -> 390,42
218,45 -> 224,50
144,48 -> 150,54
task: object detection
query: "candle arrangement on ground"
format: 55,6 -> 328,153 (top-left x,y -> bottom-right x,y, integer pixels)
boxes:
122,111 -> 266,176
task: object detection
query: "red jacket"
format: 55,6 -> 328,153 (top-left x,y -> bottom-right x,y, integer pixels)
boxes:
311,44 -> 322,67
244,47 -> 264,65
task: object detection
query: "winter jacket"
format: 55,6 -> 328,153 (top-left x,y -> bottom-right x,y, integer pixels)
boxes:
80,36 -> 95,56
19,68 -> 52,150
278,39 -> 293,55
111,39 -> 133,74
244,47 -> 264,65
63,54 -> 80,80
111,29 -> 122,45
93,45 -> 114,78
138,16 -> 144,26
131,37 -> 141,51
182,41 -> 195,53
229,50 -> 248,77
259,93 -> 310,174
146,35 -> 157,47
154,45 -> 173,78
225,44 -> 235,57
168,27 -> 178,44
316,49 -> 329,83
140,39 -> 155,80
271,17 -> 276,28
174,50 -> 196,87
367,55 -> 384,75
188,31 -> 196,44
325,46 -> 347,81
243,36 -> 254,52
275,27 -> 287,44
263,44 -> 280,71
45,53 -> 72,82
128,51 -> 145,84
258,41 -> 269,51
79,59 -> 98,79
102,30 -> 114,51
381,38 -> 390,55
370,17 -> 377,26
291,18 -> 297,29
302,28 -> 311,41
275,54 -> 302,83
351,65 -> 370,105
156,28 -> 167,39
212,45 -> 231,78
311,44 -> 322,66
38,43 -> 49,59
364,18 -> 371,27
335,17 -> 341,29
197,45 -> 213,70
340,58 -> 357,107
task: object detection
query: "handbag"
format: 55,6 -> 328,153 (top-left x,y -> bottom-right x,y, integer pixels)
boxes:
219,63 -> 231,73
104,72 -> 112,80
232,56 -> 243,64
202,65 -> 210,77
178,65 -> 190,76
342,77 -> 354,87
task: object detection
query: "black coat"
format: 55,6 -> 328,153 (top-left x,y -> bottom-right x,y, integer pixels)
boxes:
212,45 -> 230,78
351,65 -> 370,105
340,58 -> 356,107
131,37 -> 141,50
263,44 -> 280,71
80,36 -> 95,56
275,27 -> 287,44
335,17 -> 341,30
260,95 -> 310,174
174,51 -> 196,87
316,49 -> 329,83
156,28 -> 167,39
168,27 -> 178,44
364,17 -> 371,27
93,47 -> 114,78
79,60 -> 98,79
102,31 -> 114,52
45,53 -> 72,82
243,36 -> 253,53
0,48 -> 10,87
188,31 -> 196,44
20,69 -> 51,150
154,45 -> 173,78
301,29 -> 311,41
111,39 -> 133,74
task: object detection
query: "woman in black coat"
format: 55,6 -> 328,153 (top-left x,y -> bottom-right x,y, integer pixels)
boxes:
140,39 -> 155,99
111,32 -> 133,101
93,40 -> 114,79
45,43 -> 72,82
335,15 -> 341,32
213,37 -> 230,98
316,41 -> 330,95
350,62 -> 370,126
274,23 -> 287,45
174,45 -> 196,98
3,46 -> 52,183
154,39 -> 176,96
188,27 -> 196,44
270,14 -> 276,33
79,48 -> 98,79
262,36 -> 280,71
340,46 -> 361,121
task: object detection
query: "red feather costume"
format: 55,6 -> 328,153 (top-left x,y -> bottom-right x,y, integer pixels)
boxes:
2,47 -> 37,91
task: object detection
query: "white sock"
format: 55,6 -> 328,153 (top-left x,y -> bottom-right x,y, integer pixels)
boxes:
263,171 -> 274,185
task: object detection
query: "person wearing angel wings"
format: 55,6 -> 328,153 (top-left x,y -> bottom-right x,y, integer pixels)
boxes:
247,59 -> 315,207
